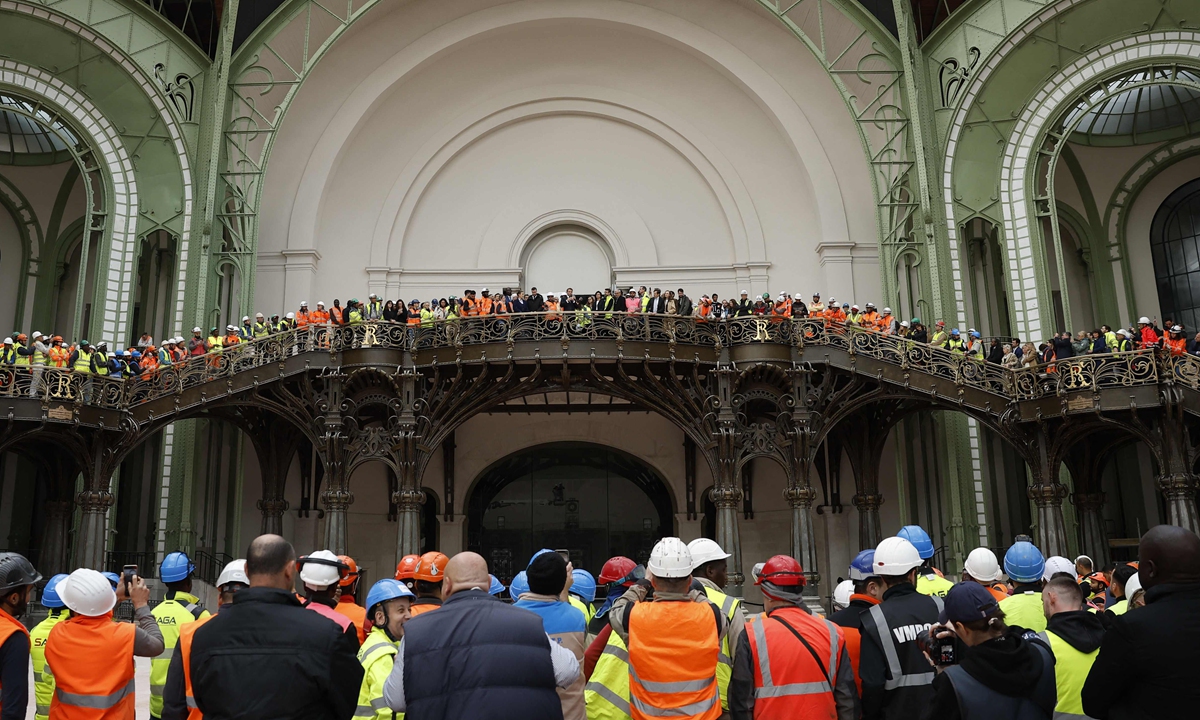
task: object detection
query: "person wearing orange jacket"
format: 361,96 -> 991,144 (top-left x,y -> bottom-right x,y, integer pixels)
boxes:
477,289 -> 495,316
334,556 -> 369,644
1165,324 -> 1188,356
731,555 -> 857,720
395,554 -> 421,593
47,337 -> 70,368
770,294 -> 791,322
545,296 -> 561,322
409,552 -> 449,617
295,302 -> 312,328
829,550 -> 884,696
161,559 -> 249,720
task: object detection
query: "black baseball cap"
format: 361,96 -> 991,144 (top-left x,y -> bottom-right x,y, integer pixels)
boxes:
939,582 -> 999,624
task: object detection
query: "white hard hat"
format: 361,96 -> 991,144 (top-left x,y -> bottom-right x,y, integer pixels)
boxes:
317,301 -> 325,306
217,559 -> 249,588
285,312 -> 295,319
242,316 -> 250,322
299,549 -> 343,589
301,301 -> 309,306
1043,555 -> 1075,581
828,297 -> 836,303
687,538 -> 731,570
964,547 -> 1001,582
32,331 -> 42,339
1124,572 -> 1141,598
256,312 -> 264,318
1138,316 -> 1151,324
795,291 -> 803,298
900,321 -> 910,328
193,327 -> 202,333
58,568 -> 117,616
872,537 -> 923,576
648,537 -> 694,579
1118,329 -> 1130,337
833,579 -> 854,610
883,307 -> 892,314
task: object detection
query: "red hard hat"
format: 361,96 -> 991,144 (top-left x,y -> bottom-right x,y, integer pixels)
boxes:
599,556 -> 637,584
395,554 -> 420,581
414,552 -> 449,582
755,555 -> 806,588
338,555 -> 359,587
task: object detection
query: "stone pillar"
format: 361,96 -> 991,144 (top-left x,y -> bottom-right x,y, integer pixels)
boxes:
1071,491 -> 1109,568
1029,482 -> 1069,558
321,486 -> 353,555
74,489 -> 114,570
785,484 -> 820,595
1157,474 -> 1200,536
38,500 -> 71,577
852,492 -> 884,550
711,485 -> 744,597
257,497 -> 289,535
394,488 -> 426,557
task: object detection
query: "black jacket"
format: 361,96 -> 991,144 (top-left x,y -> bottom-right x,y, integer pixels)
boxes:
189,587 -> 363,720
1045,609 -> 1105,653
1082,583 -> 1200,719
402,589 -> 561,720
677,295 -> 693,317
858,583 -> 942,720
1051,336 -> 1074,359
922,628 -> 1055,720
830,596 -> 879,633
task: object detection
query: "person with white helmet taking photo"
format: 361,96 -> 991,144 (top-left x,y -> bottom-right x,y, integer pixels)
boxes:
609,537 -> 727,720
857,536 -> 944,720
999,538 -> 1048,633
297,550 -> 359,642
729,554 -> 857,720
687,537 -> 746,715
47,567 -> 165,718
962,548 -> 1009,602
162,559 -> 249,720
356,579 -> 414,720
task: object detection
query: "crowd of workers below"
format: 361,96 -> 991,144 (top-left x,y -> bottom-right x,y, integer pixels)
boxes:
0,522 -> 1195,720
2,286 -> 1193,379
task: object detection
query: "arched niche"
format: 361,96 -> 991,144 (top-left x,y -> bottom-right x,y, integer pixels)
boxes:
521,224 -> 614,295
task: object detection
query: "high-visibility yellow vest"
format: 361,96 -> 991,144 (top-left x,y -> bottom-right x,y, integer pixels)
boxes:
0,346 -> 13,364
93,351 -> 109,375
585,630 -> 631,720
30,608 -> 68,720
568,595 -> 594,625
207,336 -> 223,353
349,309 -> 364,324
946,338 -> 966,355
702,585 -> 739,711
73,349 -> 93,374
253,322 -> 271,338
32,343 -> 46,365
420,309 -> 435,327
14,343 -> 30,366
1107,599 -> 1128,616
916,572 -> 955,598
150,593 -> 210,717
356,626 -> 401,720
998,591 -> 1046,633
1038,629 -> 1099,719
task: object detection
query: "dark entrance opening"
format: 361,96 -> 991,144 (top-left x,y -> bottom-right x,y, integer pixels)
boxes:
466,442 -> 674,584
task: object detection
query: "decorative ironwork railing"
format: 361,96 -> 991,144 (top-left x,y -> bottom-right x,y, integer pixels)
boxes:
0,314 -> 1176,410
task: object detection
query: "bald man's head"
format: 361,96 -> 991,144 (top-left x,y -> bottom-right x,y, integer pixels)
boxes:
246,534 -> 296,590
442,552 -> 491,600
1139,525 -> 1200,591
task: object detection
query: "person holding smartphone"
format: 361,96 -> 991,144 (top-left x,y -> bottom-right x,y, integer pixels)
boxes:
918,582 -> 1055,720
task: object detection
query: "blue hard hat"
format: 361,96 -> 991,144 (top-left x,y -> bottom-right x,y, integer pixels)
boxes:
365,578 -> 414,614
849,550 -> 876,581
488,574 -> 505,596
509,571 -> 529,599
160,551 -> 196,583
951,328 -> 960,335
528,548 -> 556,568
897,526 -> 935,560
131,351 -> 142,359
570,569 -> 597,604
102,572 -> 120,589
1004,541 -> 1046,583
41,573 -> 69,608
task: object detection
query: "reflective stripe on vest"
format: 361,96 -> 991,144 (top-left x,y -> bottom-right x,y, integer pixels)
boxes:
701,586 -> 738,709
628,601 -> 720,720
748,613 -> 839,700
1037,630 -> 1099,719
56,678 -> 135,708
354,696 -> 389,717
869,595 -> 943,690
584,632 -> 632,719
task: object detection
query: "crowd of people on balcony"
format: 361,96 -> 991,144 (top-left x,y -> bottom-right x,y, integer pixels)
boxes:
1,285 -> 1194,383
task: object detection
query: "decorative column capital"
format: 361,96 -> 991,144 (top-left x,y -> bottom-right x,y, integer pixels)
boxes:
784,485 -> 817,509
391,488 -> 427,510
852,492 -> 885,511
709,485 -> 743,508
321,487 -> 354,509
1070,491 -> 1106,510
75,490 -> 114,511
1027,483 -> 1067,507
257,498 -> 290,516
1156,473 -> 1199,499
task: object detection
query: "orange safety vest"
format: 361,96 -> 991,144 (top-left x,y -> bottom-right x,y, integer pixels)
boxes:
311,310 -> 330,324
697,304 -> 712,323
628,601 -> 721,720
770,302 -> 791,322
0,610 -> 29,717
861,311 -> 879,328
295,311 -> 311,328
745,606 -> 843,719
493,299 -> 509,316
334,598 -> 368,644
1166,336 -> 1187,356
178,613 -> 213,720
545,301 -> 561,321
46,612 -> 136,719
408,599 -> 441,617
48,346 -> 70,367
876,315 -> 894,333
478,297 -> 494,315
330,307 -> 345,324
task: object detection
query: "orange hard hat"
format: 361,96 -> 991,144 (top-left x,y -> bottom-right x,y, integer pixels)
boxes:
1086,571 -> 1109,587
338,555 -> 359,587
16,334 -> 26,342
414,552 -> 449,582
598,556 -> 637,585
395,554 -> 421,581
755,555 -> 806,588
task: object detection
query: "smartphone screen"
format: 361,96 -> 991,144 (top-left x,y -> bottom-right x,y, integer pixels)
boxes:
122,564 -> 137,593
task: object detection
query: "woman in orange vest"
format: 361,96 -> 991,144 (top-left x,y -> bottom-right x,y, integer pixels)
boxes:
545,297 -> 561,322
696,296 -> 712,323
1165,325 -> 1188,356
48,567 -> 165,719
734,555 -> 856,718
